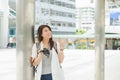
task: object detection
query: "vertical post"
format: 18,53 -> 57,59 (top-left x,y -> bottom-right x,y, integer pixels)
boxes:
48,0 -> 51,25
16,0 -> 35,80
86,38 -> 89,49
91,0 -> 94,3
0,0 -> 9,48
95,0 -> 105,80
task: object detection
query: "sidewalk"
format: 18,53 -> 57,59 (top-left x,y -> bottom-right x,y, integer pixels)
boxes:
0,49 -> 16,80
0,49 -> 120,80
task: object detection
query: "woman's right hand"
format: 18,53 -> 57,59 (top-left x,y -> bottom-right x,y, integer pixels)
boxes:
32,52 -> 43,66
38,52 -> 43,57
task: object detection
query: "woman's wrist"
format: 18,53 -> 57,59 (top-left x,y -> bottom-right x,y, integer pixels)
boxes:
38,52 -> 43,57
60,48 -> 64,51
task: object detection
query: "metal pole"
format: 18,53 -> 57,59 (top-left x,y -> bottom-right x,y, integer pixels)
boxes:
48,0 -> 51,25
95,0 -> 105,80
16,0 -> 35,80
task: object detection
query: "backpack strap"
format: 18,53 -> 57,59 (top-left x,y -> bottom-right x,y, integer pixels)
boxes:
36,43 -> 39,54
54,41 -> 58,54
32,43 -> 40,73
54,42 -> 63,68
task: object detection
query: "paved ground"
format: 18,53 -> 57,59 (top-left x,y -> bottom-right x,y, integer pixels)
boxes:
63,50 -> 120,80
0,49 -> 120,80
0,49 -> 16,80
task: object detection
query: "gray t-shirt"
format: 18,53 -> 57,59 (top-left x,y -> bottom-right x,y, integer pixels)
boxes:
42,50 -> 52,74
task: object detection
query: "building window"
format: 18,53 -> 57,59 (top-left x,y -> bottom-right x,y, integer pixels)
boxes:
9,28 -> 16,36
41,8 -> 49,15
57,23 -> 61,26
51,22 -> 55,26
50,0 -> 55,4
68,23 -> 73,27
68,13 -> 72,18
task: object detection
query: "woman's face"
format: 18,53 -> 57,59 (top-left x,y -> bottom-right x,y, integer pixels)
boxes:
42,27 -> 52,39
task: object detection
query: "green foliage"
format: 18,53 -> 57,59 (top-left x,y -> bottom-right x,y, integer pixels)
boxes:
76,29 -> 86,35
76,43 -> 86,49
68,42 -> 72,45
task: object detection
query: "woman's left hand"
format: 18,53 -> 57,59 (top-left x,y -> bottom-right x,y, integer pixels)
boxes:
58,50 -> 64,64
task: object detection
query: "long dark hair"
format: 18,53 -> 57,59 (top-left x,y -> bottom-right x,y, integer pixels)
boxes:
37,25 -> 54,50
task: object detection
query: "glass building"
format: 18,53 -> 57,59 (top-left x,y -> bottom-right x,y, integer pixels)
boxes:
35,0 -> 76,34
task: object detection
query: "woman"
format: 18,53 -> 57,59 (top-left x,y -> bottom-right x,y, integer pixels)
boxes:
31,25 -> 64,80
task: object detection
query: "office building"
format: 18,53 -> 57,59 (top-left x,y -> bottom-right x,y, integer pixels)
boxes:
76,5 -> 94,31
35,0 -> 76,34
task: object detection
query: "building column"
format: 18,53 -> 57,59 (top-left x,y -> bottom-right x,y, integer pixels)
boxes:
0,0 -> 9,48
16,0 -> 35,80
95,0 -> 105,80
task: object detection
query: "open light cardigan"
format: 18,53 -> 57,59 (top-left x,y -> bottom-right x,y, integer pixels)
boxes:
32,41 -> 64,80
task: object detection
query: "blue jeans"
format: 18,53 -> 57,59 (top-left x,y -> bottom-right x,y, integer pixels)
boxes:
41,74 -> 52,80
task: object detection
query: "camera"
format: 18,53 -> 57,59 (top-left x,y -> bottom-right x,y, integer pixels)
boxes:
41,48 -> 50,57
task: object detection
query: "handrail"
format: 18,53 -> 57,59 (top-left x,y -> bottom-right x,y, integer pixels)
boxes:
53,34 -> 120,38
